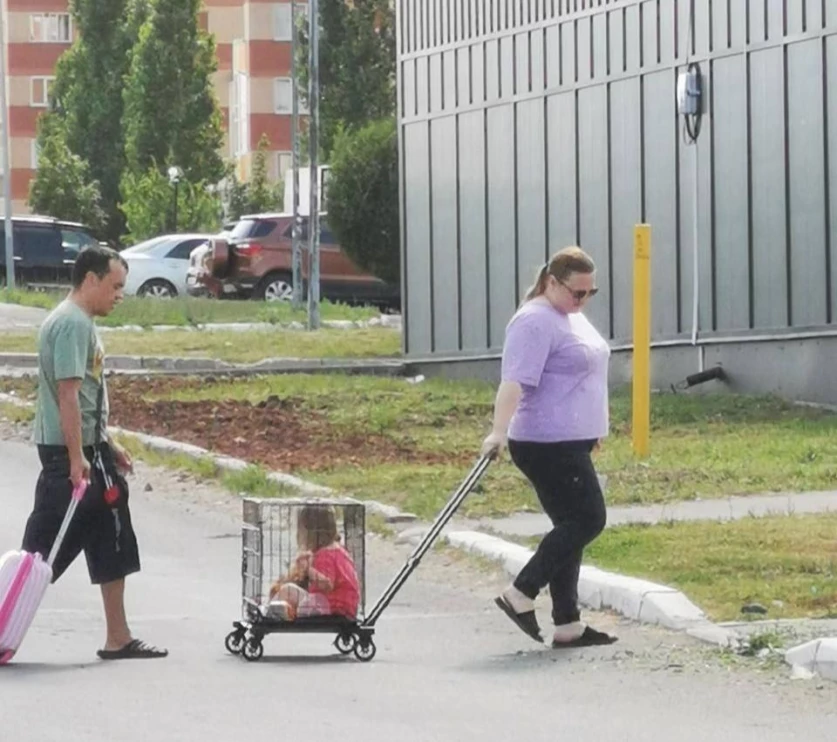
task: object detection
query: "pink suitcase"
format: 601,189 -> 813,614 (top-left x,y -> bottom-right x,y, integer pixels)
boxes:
0,480 -> 88,665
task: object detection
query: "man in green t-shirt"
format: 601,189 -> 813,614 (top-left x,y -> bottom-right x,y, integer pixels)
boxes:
22,245 -> 167,660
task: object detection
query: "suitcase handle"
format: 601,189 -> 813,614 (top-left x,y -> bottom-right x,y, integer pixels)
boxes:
46,480 -> 89,568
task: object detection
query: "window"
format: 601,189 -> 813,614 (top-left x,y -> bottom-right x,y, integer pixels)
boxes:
230,219 -> 276,240
274,3 -> 292,41
231,73 -> 250,156
61,229 -> 98,259
166,239 -> 207,260
31,140 -> 41,169
274,78 -> 292,114
30,14 -> 72,43
30,77 -> 56,108
276,152 -> 292,179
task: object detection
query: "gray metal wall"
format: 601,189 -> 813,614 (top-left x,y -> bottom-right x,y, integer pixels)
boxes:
397,0 -> 837,357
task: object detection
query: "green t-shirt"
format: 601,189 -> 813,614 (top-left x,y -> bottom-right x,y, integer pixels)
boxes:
33,299 -> 109,447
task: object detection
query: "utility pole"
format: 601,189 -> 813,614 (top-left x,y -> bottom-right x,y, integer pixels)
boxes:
306,0 -> 320,330
0,0 -> 15,289
290,0 -> 303,309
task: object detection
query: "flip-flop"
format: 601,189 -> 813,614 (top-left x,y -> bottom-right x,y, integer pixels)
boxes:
97,639 -> 168,660
494,596 -> 543,643
551,626 -> 618,649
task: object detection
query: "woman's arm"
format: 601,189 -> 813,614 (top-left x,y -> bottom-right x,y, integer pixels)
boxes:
481,380 -> 522,457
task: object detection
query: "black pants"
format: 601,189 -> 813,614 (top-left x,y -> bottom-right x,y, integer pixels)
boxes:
22,444 -> 141,585
509,439 -> 606,626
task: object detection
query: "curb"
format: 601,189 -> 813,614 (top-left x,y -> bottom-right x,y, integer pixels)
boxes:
398,527 -> 739,648
97,315 -> 402,333
784,638 -> 837,682
0,353 -> 409,377
1,393 -> 740,649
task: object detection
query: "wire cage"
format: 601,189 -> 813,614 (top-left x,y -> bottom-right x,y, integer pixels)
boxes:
240,497 -> 366,623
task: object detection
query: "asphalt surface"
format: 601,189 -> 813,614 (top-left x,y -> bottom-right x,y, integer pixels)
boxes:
0,437 -> 834,742
0,303 -> 47,331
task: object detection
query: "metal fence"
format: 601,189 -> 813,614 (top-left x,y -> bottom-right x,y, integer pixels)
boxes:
397,0 -> 837,356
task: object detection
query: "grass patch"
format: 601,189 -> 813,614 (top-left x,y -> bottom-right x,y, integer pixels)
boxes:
0,290 -> 383,327
0,401 -> 34,424
573,514 -> 837,621
0,327 -> 401,361
153,375 -> 837,516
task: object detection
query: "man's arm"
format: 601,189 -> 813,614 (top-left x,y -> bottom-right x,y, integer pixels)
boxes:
57,378 -> 90,487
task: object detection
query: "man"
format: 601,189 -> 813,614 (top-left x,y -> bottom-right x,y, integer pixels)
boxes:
22,245 -> 167,660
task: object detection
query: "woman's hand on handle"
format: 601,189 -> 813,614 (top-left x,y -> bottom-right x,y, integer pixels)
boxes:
481,431 -> 507,460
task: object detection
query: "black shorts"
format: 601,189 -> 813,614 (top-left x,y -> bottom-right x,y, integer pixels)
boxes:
22,444 -> 141,585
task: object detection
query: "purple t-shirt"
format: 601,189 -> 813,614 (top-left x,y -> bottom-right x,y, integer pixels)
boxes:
501,299 -> 610,443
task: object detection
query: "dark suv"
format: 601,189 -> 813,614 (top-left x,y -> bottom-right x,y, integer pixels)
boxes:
0,216 -> 101,289
194,213 -> 400,308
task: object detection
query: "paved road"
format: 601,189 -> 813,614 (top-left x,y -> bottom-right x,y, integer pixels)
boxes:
0,303 -> 47,331
0,438 -> 834,742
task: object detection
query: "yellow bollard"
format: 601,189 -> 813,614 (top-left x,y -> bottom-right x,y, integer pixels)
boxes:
632,224 -> 651,457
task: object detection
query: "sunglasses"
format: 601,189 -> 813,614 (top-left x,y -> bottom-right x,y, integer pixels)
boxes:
559,280 -> 599,301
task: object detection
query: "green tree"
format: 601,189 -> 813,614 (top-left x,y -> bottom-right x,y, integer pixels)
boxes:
122,0 -> 225,185
224,136 -> 283,220
28,117 -> 106,234
327,118 -> 398,284
120,167 -> 222,244
298,0 -> 396,160
30,0 -> 147,242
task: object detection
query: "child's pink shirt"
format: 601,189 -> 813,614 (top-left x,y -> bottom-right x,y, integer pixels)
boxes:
310,545 -> 360,618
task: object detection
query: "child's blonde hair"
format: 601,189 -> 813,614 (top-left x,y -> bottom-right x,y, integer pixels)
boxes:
297,505 -> 339,551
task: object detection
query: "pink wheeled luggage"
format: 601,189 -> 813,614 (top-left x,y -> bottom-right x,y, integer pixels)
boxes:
0,480 -> 88,664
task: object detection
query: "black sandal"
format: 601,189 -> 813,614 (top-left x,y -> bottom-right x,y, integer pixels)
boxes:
494,596 -> 543,643
551,626 -> 618,649
97,639 -> 169,660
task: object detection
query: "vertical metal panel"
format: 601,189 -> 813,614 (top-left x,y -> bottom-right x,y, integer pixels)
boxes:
712,56 -> 750,331
750,47 -> 789,328
531,30 -> 545,93
443,50 -> 457,109
749,0 -> 767,42
729,0 -> 746,48
546,91 -> 578,249
693,0 -> 710,56
486,39 -> 500,101
487,105 -> 518,347
500,35 -> 515,98
643,70 -> 681,335
430,54 -> 444,112
578,85 -> 611,336
403,123 -> 433,354
457,47 -> 471,105
788,40 -> 828,326
625,3 -> 640,73
472,43 -> 486,104
430,0 -> 437,47
516,99 -> 547,297
659,0 -> 675,66
416,56 -> 429,115
440,0 -> 448,43
592,11 -> 607,77
711,0 -> 728,51
561,20 -> 576,84
641,0 -> 656,66
609,7 -> 625,74
766,0 -> 784,41
577,15 -> 592,83
458,111 -> 489,350
403,60 -> 417,118
609,77 -> 642,340
431,117 -> 461,351
829,38 -> 837,321
546,24 -> 561,87
807,0 -> 824,30
787,1 -> 804,35
828,0 -> 837,29
516,32 -> 530,94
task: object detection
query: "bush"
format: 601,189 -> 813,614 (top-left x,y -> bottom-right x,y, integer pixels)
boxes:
327,118 -> 399,284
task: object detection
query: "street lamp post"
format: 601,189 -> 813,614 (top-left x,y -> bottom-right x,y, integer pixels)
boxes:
167,166 -> 183,233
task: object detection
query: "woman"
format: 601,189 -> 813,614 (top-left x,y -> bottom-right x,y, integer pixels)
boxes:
481,246 -> 617,648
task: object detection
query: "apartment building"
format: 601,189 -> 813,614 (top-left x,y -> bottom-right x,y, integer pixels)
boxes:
2,0 -> 300,216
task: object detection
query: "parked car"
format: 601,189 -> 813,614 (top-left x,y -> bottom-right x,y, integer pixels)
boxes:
185,222 -> 236,298
0,215 -> 101,289
190,213 -> 400,308
122,233 -> 214,298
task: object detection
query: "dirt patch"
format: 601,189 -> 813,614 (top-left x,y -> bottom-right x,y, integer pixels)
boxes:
107,377 -> 462,472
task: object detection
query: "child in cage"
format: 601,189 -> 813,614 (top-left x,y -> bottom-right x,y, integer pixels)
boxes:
263,504 -> 360,621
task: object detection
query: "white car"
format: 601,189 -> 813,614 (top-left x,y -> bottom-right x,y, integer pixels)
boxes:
122,234 -> 213,298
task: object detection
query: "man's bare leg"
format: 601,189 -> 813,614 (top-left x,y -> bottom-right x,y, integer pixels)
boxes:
101,579 -> 132,651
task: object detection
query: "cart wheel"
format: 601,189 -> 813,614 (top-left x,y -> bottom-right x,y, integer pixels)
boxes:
243,638 -> 264,662
225,630 -> 245,655
334,633 -> 357,655
354,639 -> 376,662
